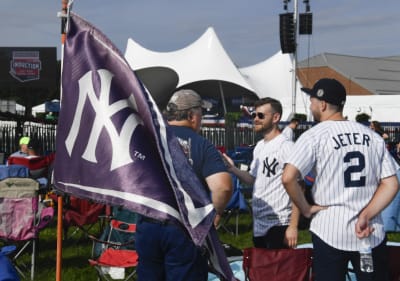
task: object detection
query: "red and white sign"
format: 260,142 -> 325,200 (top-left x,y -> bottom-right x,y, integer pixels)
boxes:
9,51 -> 41,82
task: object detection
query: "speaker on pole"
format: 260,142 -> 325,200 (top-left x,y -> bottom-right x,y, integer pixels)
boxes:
299,13 -> 313,35
279,13 -> 296,54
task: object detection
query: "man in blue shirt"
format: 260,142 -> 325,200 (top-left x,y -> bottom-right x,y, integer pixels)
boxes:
136,89 -> 233,281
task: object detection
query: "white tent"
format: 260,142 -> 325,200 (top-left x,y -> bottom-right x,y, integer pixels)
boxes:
239,51 -> 310,121
344,95 -> 400,122
124,27 -> 258,111
124,27 -> 399,122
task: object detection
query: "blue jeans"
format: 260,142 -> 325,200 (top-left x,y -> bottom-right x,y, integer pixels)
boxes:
136,216 -> 208,281
312,233 -> 389,281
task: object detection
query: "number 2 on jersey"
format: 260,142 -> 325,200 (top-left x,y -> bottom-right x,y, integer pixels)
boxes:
344,151 -> 366,187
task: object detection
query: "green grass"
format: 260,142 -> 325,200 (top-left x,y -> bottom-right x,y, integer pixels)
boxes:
1,213 -> 399,281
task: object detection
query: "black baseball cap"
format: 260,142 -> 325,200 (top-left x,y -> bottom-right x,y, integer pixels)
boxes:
301,78 -> 346,106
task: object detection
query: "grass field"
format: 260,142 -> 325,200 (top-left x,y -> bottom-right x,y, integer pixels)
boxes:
1,212 -> 399,280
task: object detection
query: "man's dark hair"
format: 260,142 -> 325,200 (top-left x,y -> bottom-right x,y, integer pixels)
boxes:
254,97 -> 283,116
28,138 -> 42,155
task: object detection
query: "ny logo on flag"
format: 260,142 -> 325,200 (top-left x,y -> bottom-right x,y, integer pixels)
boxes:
53,13 -> 236,280
64,69 -> 144,171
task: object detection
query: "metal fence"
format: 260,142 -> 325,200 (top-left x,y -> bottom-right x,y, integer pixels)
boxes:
0,120 -> 57,158
201,121 -> 400,151
0,120 -> 399,159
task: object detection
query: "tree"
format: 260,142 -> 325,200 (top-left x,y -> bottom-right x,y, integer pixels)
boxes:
355,113 -> 371,123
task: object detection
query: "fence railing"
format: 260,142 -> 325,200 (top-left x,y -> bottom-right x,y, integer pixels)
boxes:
0,121 -> 57,158
1,120 -> 399,159
200,121 -> 400,151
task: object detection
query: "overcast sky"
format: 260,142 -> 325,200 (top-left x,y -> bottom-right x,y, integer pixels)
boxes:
1,0 -> 399,67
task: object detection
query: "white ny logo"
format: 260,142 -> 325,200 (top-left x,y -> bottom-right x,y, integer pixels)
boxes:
65,69 -> 143,171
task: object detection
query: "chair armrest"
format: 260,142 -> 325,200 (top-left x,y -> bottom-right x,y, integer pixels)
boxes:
88,235 -> 135,248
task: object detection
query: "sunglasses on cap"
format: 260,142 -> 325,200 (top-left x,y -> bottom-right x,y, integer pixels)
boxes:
251,112 -> 266,119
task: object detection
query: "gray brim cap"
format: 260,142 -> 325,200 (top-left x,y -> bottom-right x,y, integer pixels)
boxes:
167,89 -> 212,110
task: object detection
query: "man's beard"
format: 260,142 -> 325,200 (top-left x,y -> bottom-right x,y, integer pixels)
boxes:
254,122 -> 273,134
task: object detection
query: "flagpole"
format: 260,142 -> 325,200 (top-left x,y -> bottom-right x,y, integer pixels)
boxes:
56,1 -> 68,280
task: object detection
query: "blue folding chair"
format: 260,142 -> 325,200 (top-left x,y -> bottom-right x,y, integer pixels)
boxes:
0,245 -> 20,281
0,165 -> 29,180
218,175 -> 252,236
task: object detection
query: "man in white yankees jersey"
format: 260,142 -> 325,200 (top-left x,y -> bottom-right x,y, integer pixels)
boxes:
282,78 -> 399,281
223,97 -> 300,249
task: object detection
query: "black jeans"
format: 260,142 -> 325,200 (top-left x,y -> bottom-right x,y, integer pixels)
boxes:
253,225 -> 289,249
312,233 -> 389,281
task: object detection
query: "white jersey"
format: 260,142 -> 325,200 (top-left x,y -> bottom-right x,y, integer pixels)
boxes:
286,120 -> 399,251
250,134 -> 294,237
281,126 -> 294,141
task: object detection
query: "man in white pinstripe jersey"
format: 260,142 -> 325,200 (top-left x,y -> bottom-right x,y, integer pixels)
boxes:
282,78 -> 399,281
223,97 -> 300,249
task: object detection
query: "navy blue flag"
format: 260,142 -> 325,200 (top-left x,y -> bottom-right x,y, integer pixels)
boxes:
54,13 -> 235,280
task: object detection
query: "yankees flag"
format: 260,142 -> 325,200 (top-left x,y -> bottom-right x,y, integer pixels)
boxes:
53,13 -> 235,280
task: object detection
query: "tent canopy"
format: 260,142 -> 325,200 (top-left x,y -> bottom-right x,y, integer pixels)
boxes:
125,27 -> 258,110
239,51 -> 309,121
344,95 -> 400,122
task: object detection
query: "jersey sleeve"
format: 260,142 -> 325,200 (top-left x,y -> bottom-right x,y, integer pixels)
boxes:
249,141 -> 261,178
286,131 -> 315,178
381,143 -> 400,179
280,138 -> 294,163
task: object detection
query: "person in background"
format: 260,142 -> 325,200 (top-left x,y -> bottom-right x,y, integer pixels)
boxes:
281,117 -> 300,141
370,120 -> 389,141
8,137 -> 54,181
135,89 -> 233,281
26,138 -> 43,157
9,136 -> 30,158
282,78 -> 399,281
222,97 -> 299,249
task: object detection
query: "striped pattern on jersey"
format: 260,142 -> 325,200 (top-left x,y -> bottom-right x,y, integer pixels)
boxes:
286,120 -> 399,251
250,134 -> 294,237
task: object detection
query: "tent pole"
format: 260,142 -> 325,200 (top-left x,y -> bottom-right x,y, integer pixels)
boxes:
218,81 -> 227,115
56,1 -> 68,281
291,0 -> 298,115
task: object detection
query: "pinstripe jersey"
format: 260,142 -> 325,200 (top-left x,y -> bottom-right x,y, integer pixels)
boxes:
286,120 -> 399,251
250,134 -> 294,237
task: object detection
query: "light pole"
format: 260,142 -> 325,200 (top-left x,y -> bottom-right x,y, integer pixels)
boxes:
280,0 -> 298,116
280,0 -> 312,118
292,0 -> 298,115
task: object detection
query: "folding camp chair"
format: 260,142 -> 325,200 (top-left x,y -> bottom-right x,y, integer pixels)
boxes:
88,207 -> 138,281
0,177 -> 54,280
7,155 -> 55,192
7,154 -> 55,178
242,246 -> 313,281
63,196 -> 107,240
218,175 -> 252,236
0,245 -> 20,281
228,146 -> 254,171
0,165 -> 30,180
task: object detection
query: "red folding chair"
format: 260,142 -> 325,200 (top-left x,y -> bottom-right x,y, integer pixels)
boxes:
243,247 -> 313,281
63,196 -> 107,240
88,218 -> 138,280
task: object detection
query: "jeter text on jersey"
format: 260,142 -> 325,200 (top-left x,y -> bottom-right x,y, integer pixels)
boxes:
332,133 -> 370,150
